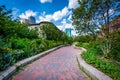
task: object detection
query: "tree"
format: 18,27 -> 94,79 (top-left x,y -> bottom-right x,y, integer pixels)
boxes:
72,0 -> 120,58
0,5 -> 12,37
94,0 -> 120,58
72,0 -> 99,39
0,5 -> 38,39
40,22 -> 63,41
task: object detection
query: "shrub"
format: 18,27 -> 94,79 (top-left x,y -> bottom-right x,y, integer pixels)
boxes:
0,37 -> 64,71
0,51 -> 13,70
0,6 -> 65,71
12,39 -> 26,49
110,31 -> 120,60
81,42 -> 120,79
76,42 -> 83,47
12,49 -> 25,62
74,35 -> 92,42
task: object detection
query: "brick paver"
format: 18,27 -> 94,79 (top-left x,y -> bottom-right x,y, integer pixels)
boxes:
12,46 -> 89,80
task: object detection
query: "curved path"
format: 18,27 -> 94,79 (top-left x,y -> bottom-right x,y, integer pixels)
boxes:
12,46 -> 89,80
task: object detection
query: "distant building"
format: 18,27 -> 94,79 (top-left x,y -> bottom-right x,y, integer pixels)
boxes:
22,16 -> 36,24
23,19 -> 31,24
28,21 -> 62,39
28,16 -> 36,24
65,28 -> 72,37
101,17 -> 120,37
28,22 -> 48,39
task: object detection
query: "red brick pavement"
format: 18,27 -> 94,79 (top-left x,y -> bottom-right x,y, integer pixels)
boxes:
12,46 -> 89,80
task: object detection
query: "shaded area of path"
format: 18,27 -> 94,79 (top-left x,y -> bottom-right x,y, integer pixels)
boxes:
12,46 -> 89,80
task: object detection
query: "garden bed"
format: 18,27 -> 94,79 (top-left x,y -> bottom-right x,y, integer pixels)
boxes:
76,42 -> 120,80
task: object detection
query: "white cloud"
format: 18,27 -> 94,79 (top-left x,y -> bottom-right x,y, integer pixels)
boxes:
65,24 -> 73,29
57,20 -> 77,36
41,11 -> 46,16
52,6 -> 69,21
68,0 -> 79,9
59,18 -> 73,31
68,14 -> 72,22
19,10 -> 37,19
40,0 -> 52,3
12,8 -> 19,16
61,19 -> 67,24
45,15 -> 53,21
39,14 -> 52,21
12,8 -> 19,19
57,25 -> 64,31
61,7 -> 69,17
38,7 -> 69,22
52,11 -> 61,21
109,9 -> 114,16
99,9 -> 115,19
58,18 -> 79,36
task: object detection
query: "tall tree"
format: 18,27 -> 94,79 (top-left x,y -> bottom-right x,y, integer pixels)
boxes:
0,5 -> 38,39
40,22 -> 63,41
72,0 -> 120,58
72,0 -> 99,39
72,0 -> 120,38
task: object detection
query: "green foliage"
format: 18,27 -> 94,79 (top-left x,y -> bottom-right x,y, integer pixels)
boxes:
40,22 -> 63,41
82,51 -> 120,79
76,42 -> 83,47
14,23 -> 38,39
72,0 -> 119,39
12,49 -> 24,62
0,5 -> 69,71
74,35 -> 92,43
0,37 -> 63,71
110,31 -> 120,60
67,37 -> 73,44
80,42 -> 120,80
0,5 -> 38,39
40,22 -> 73,44
76,42 -> 90,50
60,33 -> 73,44
99,39 -> 112,58
89,41 -> 103,55
0,50 -> 13,70
9,37 -> 26,49
97,31 -> 120,59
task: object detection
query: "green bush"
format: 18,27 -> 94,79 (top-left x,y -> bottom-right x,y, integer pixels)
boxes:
76,42 -> 83,47
81,43 -> 120,79
10,38 -> 27,49
0,5 -> 66,71
76,42 -> 90,49
0,51 -> 13,70
74,35 -> 92,42
0,36 -> 64,71
110,31 -> 120,60
12,49 -> 25,62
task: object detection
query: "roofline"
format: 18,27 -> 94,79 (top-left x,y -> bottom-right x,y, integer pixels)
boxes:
28,21 -> 52,26
28,21 -> 63,32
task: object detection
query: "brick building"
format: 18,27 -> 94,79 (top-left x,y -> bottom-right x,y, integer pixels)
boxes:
100,17 -> 120,37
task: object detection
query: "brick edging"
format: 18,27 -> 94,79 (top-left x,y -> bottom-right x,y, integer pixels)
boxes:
73,43 -> 112,80
0,45 -> 68,80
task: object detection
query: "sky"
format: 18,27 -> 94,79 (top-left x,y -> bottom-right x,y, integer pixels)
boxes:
0,0 -> 80,36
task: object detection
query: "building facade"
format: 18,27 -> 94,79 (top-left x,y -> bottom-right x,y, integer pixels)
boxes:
28,22 -> 49,39
28,16 -> 36,24
101,17 -> 120,37
28,21 -> 62,39
22,16 -> 36,24
65,28 -> 72,37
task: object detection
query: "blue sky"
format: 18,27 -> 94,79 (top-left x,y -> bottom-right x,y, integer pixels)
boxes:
0,0 -> 79,36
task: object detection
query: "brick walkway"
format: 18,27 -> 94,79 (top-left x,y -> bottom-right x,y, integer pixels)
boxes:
12,46 -> 89,80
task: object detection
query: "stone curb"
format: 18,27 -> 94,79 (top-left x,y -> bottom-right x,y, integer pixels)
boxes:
73,43 -> 112,80
0,45 -> 67,80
